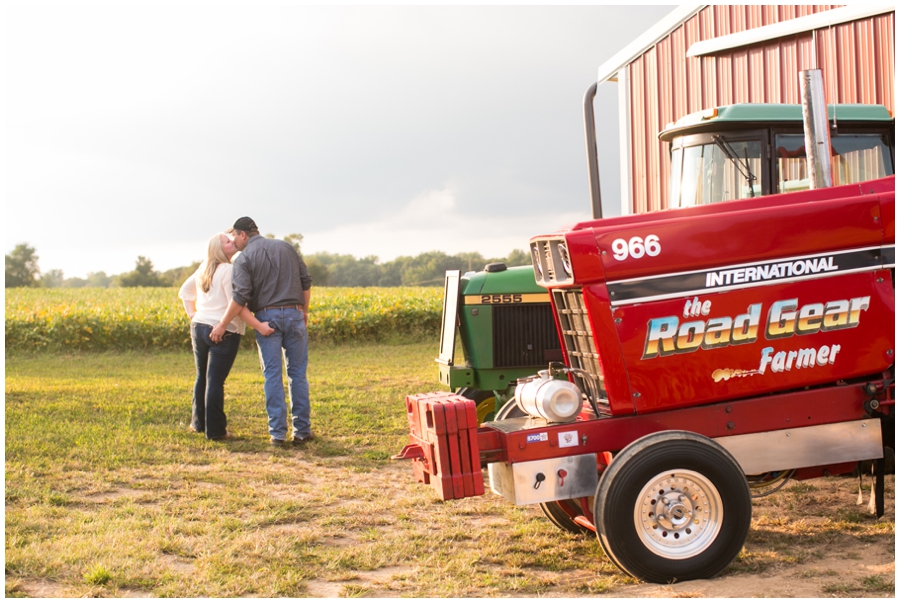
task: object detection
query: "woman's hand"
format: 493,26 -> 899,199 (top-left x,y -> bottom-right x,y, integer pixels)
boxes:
256,321 -> 275,337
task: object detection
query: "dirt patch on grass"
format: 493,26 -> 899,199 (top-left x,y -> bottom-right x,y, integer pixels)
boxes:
162,554 -> 195,575
619,555 -> 894,598
82,488 -> 147,504
114,588 -> 156,597
12,579 -> 157,599
304,579 -> 345,598
13,579 -> 66,598
306,565 -> 416,598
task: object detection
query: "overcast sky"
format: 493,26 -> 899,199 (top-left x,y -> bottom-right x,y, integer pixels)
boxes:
5,3 -> 676,279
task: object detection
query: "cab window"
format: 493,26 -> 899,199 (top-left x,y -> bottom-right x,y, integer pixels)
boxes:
775,133 -> 893,193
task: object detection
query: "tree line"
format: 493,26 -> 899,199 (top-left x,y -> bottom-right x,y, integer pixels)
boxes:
5,236 -> 531,289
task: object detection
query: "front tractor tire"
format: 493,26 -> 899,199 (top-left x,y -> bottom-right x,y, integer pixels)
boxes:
456,387 -> 498,424
594,431 -> 751,584
540,497 -> 593,535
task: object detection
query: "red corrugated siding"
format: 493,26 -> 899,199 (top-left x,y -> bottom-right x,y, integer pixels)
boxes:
627,5 -> 894,214
671,25 -> 689,143
645,48 -> 662,211
875,13 -> 895,108
657,38 -> 675,138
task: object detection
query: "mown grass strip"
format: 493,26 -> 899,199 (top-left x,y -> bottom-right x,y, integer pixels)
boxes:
5,286 -> 442,352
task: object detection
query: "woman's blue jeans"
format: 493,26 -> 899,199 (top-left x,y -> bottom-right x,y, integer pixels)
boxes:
191,322 -> 241,439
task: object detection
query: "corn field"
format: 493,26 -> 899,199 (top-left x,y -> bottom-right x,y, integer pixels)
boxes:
5,287 -> 443,352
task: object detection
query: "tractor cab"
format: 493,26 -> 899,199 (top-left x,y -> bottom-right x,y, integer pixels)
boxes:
661,104 -> 894,208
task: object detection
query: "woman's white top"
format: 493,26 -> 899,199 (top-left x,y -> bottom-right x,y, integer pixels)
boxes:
178,262 -> 246,335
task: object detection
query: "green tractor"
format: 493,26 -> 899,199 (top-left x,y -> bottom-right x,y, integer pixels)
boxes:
437,262 -> 562,423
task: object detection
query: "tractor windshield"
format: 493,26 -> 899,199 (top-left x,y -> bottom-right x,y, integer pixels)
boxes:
669,137 -> 762,208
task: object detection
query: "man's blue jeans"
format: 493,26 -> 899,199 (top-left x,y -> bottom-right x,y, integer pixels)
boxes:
190,322 -> 242,439
254,307 -> 310,441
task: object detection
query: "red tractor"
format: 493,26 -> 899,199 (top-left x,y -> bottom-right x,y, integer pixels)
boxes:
395,72 -> 894,583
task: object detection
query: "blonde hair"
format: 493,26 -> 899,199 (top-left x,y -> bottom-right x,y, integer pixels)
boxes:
198,233 -> 231,293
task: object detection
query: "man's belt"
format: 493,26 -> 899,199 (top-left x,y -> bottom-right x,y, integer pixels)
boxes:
259,304 -> 304,312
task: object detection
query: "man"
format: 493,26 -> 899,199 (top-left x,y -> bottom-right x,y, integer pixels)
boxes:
211,217 -> 313,446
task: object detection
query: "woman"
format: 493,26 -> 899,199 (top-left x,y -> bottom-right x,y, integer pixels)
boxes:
179,233 -> 273,440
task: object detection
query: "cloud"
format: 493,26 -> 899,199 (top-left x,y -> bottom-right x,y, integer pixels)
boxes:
32,242 -> 205,282
5,5 -> 677,278
301,186 -> 589,261
397,187 -> 457,223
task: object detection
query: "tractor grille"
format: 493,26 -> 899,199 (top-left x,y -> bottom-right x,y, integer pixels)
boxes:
492,303 -> 562,368
552,289 -> 603,392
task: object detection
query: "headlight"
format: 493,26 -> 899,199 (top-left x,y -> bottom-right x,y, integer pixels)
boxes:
531,245 -> 543,279
558,243 -> 572,277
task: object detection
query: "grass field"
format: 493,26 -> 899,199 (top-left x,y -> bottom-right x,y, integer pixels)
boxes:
5,344 -> 895,597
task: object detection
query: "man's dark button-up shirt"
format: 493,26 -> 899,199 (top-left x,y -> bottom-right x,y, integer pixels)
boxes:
232,235 -> 312,312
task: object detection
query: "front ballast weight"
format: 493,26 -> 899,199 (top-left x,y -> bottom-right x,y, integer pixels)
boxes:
393,392 -> 485,501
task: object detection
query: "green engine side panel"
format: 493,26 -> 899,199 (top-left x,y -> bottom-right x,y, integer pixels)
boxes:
458,300 -> 493,374
441,364 -> 543,392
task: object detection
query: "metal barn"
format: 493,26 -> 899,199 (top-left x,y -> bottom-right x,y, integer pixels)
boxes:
599,4 -> 895,215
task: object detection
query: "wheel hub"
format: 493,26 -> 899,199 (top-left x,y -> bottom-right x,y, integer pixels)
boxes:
655,495 -> 693,530
634,470 -> 723,559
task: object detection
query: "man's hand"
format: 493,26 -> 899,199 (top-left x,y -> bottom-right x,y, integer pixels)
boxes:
214,300 -> 246,343
210,322 -> 227,343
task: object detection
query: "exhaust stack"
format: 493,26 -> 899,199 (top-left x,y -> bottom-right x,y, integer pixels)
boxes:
799,69 -> 833,189
584,82 -> 602,219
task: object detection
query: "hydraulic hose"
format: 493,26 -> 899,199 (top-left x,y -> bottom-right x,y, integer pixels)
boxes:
564,367 -> 604,418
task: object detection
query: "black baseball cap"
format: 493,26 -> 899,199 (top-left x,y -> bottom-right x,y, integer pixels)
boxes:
228,217 -> 258,233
